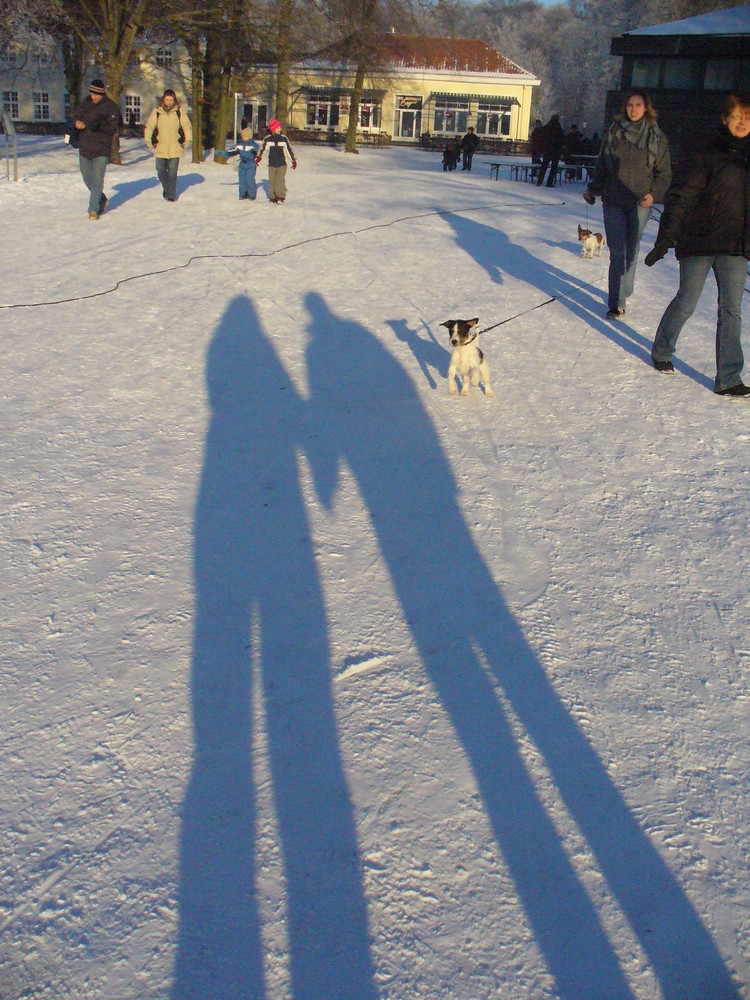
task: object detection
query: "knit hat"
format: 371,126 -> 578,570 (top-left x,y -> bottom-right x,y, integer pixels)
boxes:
89,80 -> 106,95
269,118 -> 281,132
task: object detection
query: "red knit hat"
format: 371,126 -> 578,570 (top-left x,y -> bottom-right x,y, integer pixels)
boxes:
268,118 -> 281,132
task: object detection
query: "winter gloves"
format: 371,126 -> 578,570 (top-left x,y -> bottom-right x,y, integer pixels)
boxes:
644,239 -> 676,266
582,189 -> 595,205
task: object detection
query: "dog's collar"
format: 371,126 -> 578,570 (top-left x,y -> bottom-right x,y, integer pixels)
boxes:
464,330 -> 479,346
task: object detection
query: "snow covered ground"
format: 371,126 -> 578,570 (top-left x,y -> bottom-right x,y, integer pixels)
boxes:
1,135 -> 749,1000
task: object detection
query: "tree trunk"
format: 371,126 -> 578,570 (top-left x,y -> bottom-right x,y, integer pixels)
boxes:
274,0 -> 294,129
213,72 -> 235,161
60,32 -> 85,112
345,62 -> 366,154
186,35 -> 205,162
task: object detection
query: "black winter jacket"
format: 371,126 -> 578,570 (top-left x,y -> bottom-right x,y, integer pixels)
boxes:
460,131 -> 479,153
656,126 -> 750,260
72,95 -> 120,159
257,132 -> 297,169
540,118 -> 565,157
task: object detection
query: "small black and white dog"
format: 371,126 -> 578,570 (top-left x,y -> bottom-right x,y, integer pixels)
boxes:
440,318 -> 494,398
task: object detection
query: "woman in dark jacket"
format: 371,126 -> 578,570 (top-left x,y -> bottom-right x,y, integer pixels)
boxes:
584,89 -> 671,318
649,93 -> 750,395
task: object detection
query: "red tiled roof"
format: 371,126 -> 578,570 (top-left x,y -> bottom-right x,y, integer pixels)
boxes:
303,35 -> 530,76
378,36 -> 527,75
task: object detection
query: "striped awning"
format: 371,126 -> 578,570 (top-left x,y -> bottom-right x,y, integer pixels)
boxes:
430,92 -> 520,104
302,86 -> 386,98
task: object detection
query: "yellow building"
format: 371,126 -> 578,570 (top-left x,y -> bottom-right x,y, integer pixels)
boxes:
243,35 -> 540,143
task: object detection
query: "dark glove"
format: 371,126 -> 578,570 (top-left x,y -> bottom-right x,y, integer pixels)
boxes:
292,161 -> 297,170
255,156 -> 261,165
582,189 -> 595,205
644,239 -> 675,267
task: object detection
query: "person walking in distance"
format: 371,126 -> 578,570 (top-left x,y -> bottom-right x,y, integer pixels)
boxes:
583,89 -> 671,319
255,118 -> 297,203
648,93 -> 750,396
71,79 -> 120,220
535,114 -> 565,188
460,126 -> 480,171
144,89 -> 192,202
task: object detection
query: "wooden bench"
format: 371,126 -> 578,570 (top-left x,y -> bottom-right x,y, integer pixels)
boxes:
489,161 -> 502,180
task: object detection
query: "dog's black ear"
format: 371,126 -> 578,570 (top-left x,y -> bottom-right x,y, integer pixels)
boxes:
440,320 -> 451,329
468,318 -> 479,327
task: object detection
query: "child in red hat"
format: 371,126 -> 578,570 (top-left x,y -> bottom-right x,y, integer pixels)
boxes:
255,118 -> 298,203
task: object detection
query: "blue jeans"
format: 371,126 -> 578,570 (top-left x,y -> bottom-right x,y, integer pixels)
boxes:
156,157 -> 180,200
651,255 -> 747,392
79,154 -> 108,214
238,161 -> 257,199
602,202 -> 652,311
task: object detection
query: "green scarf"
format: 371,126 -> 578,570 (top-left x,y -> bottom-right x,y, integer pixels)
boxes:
606,116 -> 661,170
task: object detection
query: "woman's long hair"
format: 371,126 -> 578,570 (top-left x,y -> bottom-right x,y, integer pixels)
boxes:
616,88 -> 657,125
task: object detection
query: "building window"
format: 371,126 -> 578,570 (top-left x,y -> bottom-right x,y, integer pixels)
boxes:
662,57 -> 701,89
156,47 -> 173,68
704,58 -> 738,91
33,91 -> 50,121
124,94 -> 141,124
306,93 -> 340,127
476,101 -> 511,137
631,57 -> 660,89
0,50 -> 17,67
433,97 -> 469,134
3,90 -> 19,119
359,100 -> 381,130
63,91 -> 71,119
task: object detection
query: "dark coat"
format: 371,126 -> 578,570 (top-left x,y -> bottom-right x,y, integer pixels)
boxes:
529,125 -> 544,156
540,118 -> 565,157
257,131 -> 297,168
72,95 -> 120,159
460,131 -> 480,153
588,119 -> 671,208
656,126 -> 750,259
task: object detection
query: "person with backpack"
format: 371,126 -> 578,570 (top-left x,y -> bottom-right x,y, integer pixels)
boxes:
144,89 -> 192,202
255,118 -> 298,203
71,79 -> 120,220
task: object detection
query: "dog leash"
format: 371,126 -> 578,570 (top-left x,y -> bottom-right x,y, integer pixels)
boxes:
479,296 -> 557,335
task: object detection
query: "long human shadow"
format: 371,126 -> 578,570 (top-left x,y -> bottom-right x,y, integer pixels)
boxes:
303,291 -> 739,999
443,209 -> 713,389
386,318 -> 446,389
108,175 -> 160,209
173,295 -> 376,1000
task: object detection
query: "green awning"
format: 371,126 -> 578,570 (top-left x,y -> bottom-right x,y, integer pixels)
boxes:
430,92 -> 519,104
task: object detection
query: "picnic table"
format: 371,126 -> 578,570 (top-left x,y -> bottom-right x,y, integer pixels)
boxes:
494,155 -> 599,185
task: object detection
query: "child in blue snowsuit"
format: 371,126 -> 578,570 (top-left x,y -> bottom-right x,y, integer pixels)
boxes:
226,124 -> 258,200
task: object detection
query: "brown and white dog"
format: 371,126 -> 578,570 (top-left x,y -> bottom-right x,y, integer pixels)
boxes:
440,318 -> 494,398
578,224 -> 605,258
